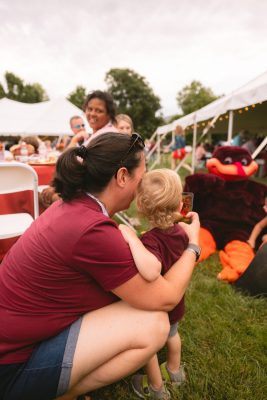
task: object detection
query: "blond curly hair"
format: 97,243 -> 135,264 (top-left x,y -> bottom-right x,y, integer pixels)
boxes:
136,169 -> 183,229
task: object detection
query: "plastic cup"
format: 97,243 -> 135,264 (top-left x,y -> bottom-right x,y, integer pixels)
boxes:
180,192 -> 194,223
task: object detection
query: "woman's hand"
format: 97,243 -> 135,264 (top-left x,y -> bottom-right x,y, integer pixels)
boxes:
179,211 -> 200,245
118,224 -> 138,244
39,187 -> 60,209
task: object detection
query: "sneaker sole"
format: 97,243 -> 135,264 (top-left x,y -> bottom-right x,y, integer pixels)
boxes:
131,382 -> 147,399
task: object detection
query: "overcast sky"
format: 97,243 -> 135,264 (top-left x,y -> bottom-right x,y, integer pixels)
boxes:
1,0 -> 267,116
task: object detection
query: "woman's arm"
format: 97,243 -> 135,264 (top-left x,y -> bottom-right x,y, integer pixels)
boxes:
113,212 -> 200,311
119,225 -> 161,281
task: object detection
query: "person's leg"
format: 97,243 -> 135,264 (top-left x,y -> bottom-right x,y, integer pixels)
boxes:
131,354 -> 171,400
166,332 -> 181,372
145,354 -> 163,390
57,301 -> 169,400
160,325 -> 186,386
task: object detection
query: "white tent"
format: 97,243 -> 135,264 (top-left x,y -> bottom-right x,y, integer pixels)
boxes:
0,97 -> 90,136
156,69 -> 267,138
148,70 -> 267,172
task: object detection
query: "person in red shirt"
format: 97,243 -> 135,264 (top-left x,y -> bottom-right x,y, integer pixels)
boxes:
0,132 -> 200,400
119,169 -> 192,399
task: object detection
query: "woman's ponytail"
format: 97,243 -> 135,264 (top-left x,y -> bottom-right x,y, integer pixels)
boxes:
52,147 -> 87,201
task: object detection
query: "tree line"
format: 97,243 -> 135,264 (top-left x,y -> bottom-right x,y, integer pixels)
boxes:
0,70 -> 219,137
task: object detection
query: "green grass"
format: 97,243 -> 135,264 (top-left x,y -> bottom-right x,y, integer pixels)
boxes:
102,162 -> 267,399
93,255 -> 267,399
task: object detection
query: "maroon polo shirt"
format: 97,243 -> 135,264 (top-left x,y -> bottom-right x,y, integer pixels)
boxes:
141,225 -> 189,324
0,195 -> 138,364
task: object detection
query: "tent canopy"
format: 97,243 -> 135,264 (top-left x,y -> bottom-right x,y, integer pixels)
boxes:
156,70 -> 267,135
0,97 -> 90,136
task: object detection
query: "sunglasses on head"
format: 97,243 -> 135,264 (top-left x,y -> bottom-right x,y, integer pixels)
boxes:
116,133 -> 145,171
73,124 -> 85,129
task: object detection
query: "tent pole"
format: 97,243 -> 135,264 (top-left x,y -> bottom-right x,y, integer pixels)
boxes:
252,136 -> 267,159
227,110 -> 234,143
191,115 -> 197,173
157,133 -> 161,164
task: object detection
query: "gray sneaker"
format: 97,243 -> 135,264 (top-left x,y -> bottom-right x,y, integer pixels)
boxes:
160,362 -> 186,386
131,374 -> 171,399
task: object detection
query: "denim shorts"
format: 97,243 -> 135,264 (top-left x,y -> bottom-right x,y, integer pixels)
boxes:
3,317 -> 82,400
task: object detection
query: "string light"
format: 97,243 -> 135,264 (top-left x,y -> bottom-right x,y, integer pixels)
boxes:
170,102 -> 260,135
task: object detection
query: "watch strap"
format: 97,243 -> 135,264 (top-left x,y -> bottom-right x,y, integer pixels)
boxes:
186,243 -> 201,261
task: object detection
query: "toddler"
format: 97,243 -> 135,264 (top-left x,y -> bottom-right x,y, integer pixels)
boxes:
119,169 -> 191,400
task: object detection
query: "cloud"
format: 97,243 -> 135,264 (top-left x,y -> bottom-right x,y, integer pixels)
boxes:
1,0 -> 267,116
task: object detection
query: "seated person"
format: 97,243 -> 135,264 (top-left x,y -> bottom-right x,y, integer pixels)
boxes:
64,115 -> 89,149
247,196 -> 267,249
10,135 -> 40,156
40,90 -> 118,208
115,114 -> 134,135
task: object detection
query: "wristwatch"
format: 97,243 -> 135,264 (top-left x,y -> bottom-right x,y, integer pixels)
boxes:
186,243 -> 201,261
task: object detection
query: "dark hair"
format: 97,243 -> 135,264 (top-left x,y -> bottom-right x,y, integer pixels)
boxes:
22,136 -> 40,153
52,132 -> 144,201
83,90 -> 116,123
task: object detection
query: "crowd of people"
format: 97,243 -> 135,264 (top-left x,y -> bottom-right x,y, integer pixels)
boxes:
0,90 -> 266,400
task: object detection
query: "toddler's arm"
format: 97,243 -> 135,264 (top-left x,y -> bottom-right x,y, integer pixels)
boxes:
119,224 -> 161,281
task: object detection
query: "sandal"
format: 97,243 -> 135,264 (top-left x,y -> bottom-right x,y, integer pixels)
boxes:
131,374 -> 170,399
160,362 -> 186,386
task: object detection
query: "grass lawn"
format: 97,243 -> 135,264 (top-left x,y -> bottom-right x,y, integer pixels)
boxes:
93,255 -> 267,399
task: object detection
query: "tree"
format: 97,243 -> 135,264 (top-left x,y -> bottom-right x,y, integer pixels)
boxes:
177,80 -> 219,115
105,68 -> 163,137
21,83 -> 49,103
0,83 -> 5,99
0,72 -> 49,103
167,113 -> 183,123
67,85 -> 87,109
5,72 -> 24,100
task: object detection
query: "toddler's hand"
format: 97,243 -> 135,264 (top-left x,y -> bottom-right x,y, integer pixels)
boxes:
118,224 -> 137,244
179,211 -> 200,244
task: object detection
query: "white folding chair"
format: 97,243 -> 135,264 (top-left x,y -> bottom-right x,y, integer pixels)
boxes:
0,162 -> 39,239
